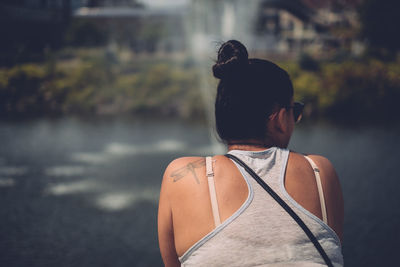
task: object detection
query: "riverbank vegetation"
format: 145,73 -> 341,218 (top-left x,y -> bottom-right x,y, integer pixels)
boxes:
0,49 -> 204,120
1,48 -> 399,122
285,56 -> 400,121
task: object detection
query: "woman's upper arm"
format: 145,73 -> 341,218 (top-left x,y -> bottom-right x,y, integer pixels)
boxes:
308,155 -> 344,242
158,165 -> 180,267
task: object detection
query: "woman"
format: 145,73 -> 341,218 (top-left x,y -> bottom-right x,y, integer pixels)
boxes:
158,40 -> 344,266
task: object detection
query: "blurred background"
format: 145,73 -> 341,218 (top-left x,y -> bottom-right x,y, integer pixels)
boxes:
0,0 -> 399,266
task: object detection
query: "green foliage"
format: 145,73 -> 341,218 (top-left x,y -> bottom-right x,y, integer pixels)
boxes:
110,63 -> 201,117
298,53 -> 320,72
286,59 -> 400,121
321,60 -> 400,119
2,49 -> 399,122
291,70 -> 321,117
0,64 -> 64,116
0,51 -> 203,118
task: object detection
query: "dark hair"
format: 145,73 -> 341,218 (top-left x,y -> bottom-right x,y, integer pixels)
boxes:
213,40 -> 294,143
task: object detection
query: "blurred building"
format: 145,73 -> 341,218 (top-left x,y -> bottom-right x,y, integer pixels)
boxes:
72,5 -> 187,53
256,0 -> 360,53
257,0 -> 327,53
190,0 -> 361,55
0,0 -> 85,21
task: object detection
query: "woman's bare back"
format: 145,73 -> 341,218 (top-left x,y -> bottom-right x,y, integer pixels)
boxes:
158,151 -> 343,262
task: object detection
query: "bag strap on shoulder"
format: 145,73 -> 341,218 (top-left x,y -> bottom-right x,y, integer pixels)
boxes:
225,153 -> 334,267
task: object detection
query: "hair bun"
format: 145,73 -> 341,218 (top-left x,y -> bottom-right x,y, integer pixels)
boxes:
213,40 -> 249,79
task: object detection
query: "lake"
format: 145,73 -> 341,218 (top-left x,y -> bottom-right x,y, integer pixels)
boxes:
0,117 -> 399,267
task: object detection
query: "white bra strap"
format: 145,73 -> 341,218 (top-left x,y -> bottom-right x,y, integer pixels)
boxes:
206,156 -> 221,227
304,156 -> 328,224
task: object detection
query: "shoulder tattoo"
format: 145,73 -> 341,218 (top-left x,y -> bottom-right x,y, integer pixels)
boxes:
170,159 -> 206,184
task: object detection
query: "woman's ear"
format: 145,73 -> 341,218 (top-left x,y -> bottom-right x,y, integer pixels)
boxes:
271,108 -> 288,133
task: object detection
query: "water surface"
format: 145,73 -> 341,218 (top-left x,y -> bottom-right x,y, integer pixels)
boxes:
0,117 -> 398,266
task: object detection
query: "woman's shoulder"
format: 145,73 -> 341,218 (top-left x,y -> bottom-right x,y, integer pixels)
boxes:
289,152 -> 337,176
287,151 -> 341,197
287,151 -> 344,241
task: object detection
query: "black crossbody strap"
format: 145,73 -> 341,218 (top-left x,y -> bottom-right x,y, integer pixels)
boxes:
225,153 -> 334,267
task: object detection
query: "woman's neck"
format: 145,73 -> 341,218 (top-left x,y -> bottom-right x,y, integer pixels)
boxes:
227,140 -> 272,151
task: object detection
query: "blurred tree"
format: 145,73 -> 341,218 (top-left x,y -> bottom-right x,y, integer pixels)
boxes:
64,20 -> 108,47
87,0 -> 144,7
0,21 -> 67,66
87,0 -> 102,6
299,53 -> 320,71
0,0 -> 72,66
359,0 -> 400,58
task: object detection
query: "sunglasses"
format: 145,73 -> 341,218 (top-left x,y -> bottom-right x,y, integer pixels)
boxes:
285,102 -> 304,123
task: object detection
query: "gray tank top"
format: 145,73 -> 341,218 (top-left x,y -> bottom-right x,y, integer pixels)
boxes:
179,147 -> 343,267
